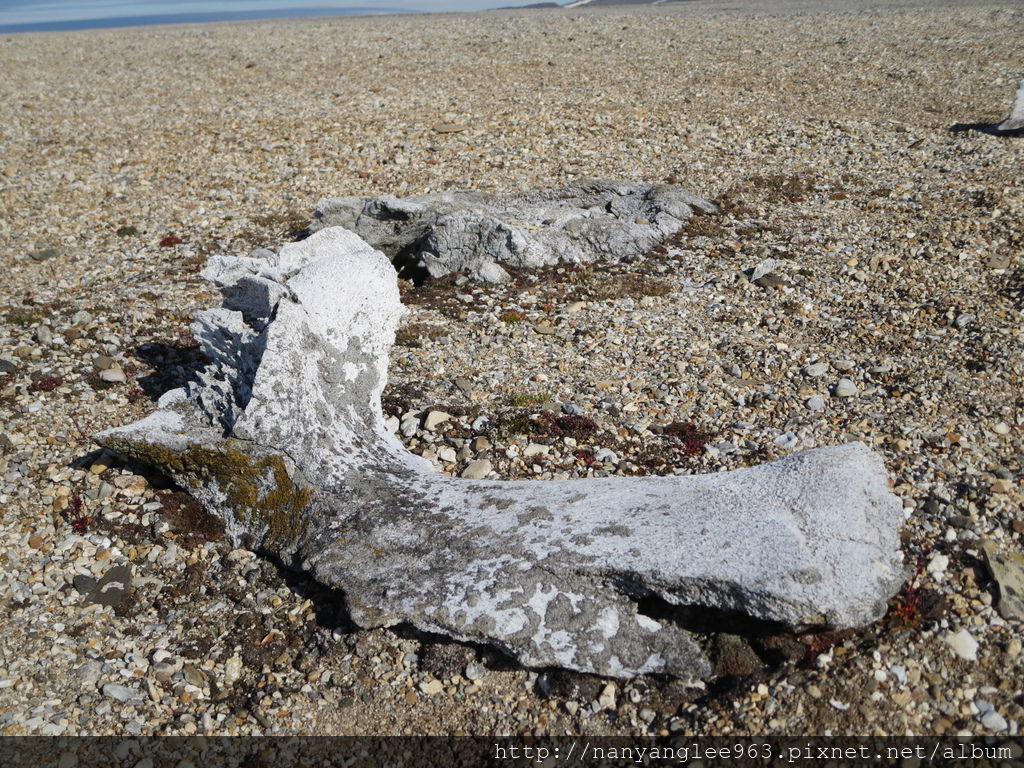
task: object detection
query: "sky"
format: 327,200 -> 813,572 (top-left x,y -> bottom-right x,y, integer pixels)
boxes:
0,0 -> 533,31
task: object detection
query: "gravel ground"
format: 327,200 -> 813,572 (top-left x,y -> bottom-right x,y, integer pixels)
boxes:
0,0 -> 1022,739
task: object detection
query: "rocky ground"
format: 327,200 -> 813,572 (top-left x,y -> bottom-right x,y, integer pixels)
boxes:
0,0 -> 1022,740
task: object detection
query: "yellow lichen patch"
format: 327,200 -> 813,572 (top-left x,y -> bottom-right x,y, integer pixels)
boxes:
100,435 -> 311,547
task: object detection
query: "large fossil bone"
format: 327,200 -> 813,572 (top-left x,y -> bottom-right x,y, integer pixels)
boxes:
309,179 -> 717,283
97,226 -> 905,680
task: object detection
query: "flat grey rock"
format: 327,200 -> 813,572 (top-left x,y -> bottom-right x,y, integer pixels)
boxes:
76,565 -> 133,608
28,247 -> 59,262
309,179 -> 716,282
97,227 -> 905,680
997,80 -> 1024,133
101,683 -> 143,704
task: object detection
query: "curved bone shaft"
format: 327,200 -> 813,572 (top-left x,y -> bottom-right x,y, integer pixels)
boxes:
97,225 -> 905,680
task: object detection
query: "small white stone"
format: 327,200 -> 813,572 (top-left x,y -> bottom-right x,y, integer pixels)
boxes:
223,655 -> 243,686
803,362 -> 828,378
419,678 -> 444,695
981,711 -> 1008,732
944,629 -> 979,661
424,411 -> 451,431
461,460 -> 491,480
806,395 -> 826,411
927,553 -> 949,579
751,258 -> 778,281
523,443 -> 549,458
597,682 -> 617,710
774,432 -> 799,450
833,378 -> 858,397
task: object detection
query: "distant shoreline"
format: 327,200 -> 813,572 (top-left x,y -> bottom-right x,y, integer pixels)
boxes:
0,6 -> 414,35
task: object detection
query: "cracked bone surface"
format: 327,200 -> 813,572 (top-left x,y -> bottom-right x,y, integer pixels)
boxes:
309,179 -> 717,283
997,79 -> 1024,133
97,226 -> 906,680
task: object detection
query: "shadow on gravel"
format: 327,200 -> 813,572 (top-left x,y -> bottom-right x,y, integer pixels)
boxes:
270,559 -> 522,675
949,121 -> 1024,137
130,341 -> 209,401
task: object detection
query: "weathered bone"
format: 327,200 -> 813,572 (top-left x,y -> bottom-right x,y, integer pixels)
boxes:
997,80 -> 1024,133
309,179 -> 717,283
96,226 -> 906,680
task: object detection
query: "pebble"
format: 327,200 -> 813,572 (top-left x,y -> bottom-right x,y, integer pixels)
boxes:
99,367 -> 127,383
77,660 -> 103,688
806,395 -> 826,411
29,247 -> 59,261
832,378 -> 858,397
926,553 -> 949,579
423,411 -> 451,431
944,629 -> 979,661
802,362 -> 828,378
953,313 -> 975,330
750,258 -> 778,281
85,564 -> 133,608
981,711 -> 1008,732
461,460 -> 491,479
773,431 -> 799,450
102,683 -> 140,703
418,679 -> 444,696
34,326 -> 52,346
597,683 -> 617,711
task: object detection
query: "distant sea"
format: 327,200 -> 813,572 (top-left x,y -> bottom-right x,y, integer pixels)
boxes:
0,5 -> 416,34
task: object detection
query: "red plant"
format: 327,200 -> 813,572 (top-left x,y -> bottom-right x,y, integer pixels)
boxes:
540,412 -> 598,438
575,450 -> 596,466
663,421 -> 710,456
158,234 -> 183,247
67,495 -> 95,534
891,544 -> 933,625
29,376 -> 63,393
